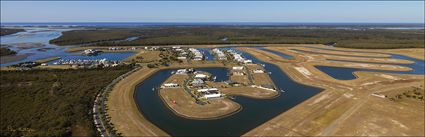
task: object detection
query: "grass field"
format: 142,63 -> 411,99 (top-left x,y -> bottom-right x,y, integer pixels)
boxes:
50,27 -> 424,49
0,66 -> 132,136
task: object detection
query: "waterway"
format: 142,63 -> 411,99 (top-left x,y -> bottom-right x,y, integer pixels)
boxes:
257,47 -> 294,59
134,49 -> 322,136
0,27 -> 135,66
197,48 -> 215,61
262,46 -> 424,80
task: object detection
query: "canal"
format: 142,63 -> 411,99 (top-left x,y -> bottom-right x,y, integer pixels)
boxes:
134,49 -> 322,136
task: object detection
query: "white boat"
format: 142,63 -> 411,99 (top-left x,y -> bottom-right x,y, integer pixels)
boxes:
152,88 -> 155,91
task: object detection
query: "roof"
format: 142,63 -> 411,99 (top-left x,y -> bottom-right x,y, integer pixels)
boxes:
195,74 -> 208,78
197,88 -> 219,92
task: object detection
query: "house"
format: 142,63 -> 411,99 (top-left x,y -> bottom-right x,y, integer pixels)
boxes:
175,69 -> 188,74
177,57 -> 187,60
253,69 -> 264,73
161,83 -> 179,88
197,88 -> 219,93
243,60 -> 253,64
189,48 -> 204,60
232,66 -> 244,71
204,93 -> 222,99
233,71 -> 244,76
191,79 -> 204,87
212,48 -> 227,60
194,74 -> 208,79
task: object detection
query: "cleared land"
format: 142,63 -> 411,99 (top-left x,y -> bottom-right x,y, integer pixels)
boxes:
237,46 -> 424,136
160,88 -> 241,120
221,87 -> 278,99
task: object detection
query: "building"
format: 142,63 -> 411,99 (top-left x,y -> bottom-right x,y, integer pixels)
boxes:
204,93 -> 222,99
191,79 -> 204,87
232,66 -> 244,70
194,74 -> 208,79
175,69 -> 188,74
177,57 -> 187,60
212,48 -> 227,60
253,69 -> 264,73
233,71 -> 244,76
189,48 -> 204,61
243,60 -> 253,64
197,88 -> 219,93
161,83 -> 179,88
197,88 -> 222,99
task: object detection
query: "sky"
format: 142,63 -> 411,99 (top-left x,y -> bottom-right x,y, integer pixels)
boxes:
1,1 -> 424,23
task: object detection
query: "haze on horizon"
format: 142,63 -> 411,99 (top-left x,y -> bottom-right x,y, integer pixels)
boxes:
1,1 -> 424,23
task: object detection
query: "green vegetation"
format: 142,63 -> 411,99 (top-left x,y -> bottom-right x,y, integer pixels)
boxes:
0,28 -> 24,36
388,85 -> 424,102
0,47 -> 17,56
50,27 -> 424,49
0,66 -> 133,136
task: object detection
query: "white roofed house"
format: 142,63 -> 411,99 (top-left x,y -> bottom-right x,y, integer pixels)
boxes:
175,69 -> 188,74
204,94 -> 222,99
243,59 -> 253,64
197,88 -> 223,99
189,48 -> 204,60
232,66 -> 244,71
194,74 -> 208,80
232,66 -> 244,75
253,69 -> 265,73
191,79 -> 205,87
177,56 -> 187,60
161,83 -> 179,88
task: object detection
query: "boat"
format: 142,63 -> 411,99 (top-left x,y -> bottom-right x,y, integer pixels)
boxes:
152,88 -> 155,91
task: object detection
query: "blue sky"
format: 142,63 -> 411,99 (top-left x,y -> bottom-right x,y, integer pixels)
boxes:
1,1 -> 424,23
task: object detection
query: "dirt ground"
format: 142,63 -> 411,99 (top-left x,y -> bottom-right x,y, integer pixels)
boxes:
221,86 -> 279,99
230,75 -> 250,85
159,88 -> 241,120
237,46 -> 424,136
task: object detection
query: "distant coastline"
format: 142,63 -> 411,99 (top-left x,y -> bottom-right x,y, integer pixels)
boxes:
1,22 -> 424,29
